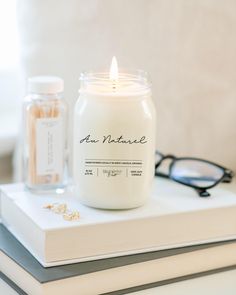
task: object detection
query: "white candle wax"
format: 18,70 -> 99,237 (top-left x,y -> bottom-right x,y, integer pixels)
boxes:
73,61 -> 156,209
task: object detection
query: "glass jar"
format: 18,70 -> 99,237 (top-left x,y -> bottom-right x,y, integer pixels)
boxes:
73,70 -> 156,209
23,76 -> 67,192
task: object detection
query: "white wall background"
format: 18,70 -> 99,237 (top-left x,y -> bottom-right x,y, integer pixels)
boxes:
0,0 -> 20,110
0,0 -> 21,159
16,0 -> 236,169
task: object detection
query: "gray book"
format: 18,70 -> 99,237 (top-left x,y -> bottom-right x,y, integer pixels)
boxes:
0,224 -> 236,295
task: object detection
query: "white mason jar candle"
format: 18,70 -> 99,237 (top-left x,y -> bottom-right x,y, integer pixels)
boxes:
73,58 -> 156,209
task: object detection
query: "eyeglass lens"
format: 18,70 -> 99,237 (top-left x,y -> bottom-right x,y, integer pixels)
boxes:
170,159 -> 225,188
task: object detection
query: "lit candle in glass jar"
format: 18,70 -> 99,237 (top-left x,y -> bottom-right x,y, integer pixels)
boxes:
73,57 -> 156,209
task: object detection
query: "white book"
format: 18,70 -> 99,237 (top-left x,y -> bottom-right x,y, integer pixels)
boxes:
1,179 -> 236,267
0,224 -> 236,295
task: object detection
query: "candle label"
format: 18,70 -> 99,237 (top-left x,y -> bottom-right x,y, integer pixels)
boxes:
84,159 -> 143,178
36,118 -> 63,176
79,134 -> 147,145
78,134 -> 147,178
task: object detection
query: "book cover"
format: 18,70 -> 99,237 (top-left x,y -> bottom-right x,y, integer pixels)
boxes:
1,179 -> 236,266
1,224 -> 236,295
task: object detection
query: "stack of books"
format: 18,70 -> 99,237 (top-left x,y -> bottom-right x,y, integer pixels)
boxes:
0,178 -> 236,294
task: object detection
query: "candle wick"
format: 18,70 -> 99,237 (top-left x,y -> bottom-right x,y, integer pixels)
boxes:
112,80 -> 117,92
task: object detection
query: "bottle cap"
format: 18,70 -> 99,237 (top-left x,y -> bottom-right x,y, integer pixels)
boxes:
28,76 -> 64,94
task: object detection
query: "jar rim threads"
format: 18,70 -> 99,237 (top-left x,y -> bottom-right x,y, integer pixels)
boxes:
79,69 -> 151,96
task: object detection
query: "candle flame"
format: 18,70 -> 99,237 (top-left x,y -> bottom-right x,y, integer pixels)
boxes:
109,56 -> 119,81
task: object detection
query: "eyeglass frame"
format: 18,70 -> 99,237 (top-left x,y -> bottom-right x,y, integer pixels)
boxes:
155,151 -> 234,197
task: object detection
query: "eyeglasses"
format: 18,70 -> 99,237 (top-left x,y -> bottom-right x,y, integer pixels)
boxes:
155,151 -> 234,197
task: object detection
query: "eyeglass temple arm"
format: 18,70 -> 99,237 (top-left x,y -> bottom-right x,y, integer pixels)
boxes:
155,153 -> 176,170
155,171 -> 170,179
